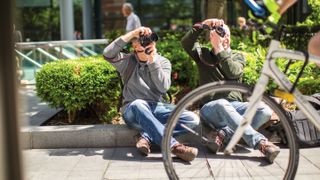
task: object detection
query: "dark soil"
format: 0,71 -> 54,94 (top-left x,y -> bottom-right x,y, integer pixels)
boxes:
42,109 -> 124,126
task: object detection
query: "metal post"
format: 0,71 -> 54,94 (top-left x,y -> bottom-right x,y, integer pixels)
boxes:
0,0 -> 24,179
60,46 -> 63,59
83,0 -> 93,39
59,0 -> 75,40
94,0 -> 102,39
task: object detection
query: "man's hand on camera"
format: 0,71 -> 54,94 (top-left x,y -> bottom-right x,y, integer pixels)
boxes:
210,30 -> 224,55
202,19 -> 224,28
131,27 -> 152,38
121,27 -> 152,42
136,42 -> 157,63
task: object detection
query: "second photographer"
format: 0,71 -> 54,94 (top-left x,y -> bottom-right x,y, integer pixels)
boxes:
181,19 -> 279,163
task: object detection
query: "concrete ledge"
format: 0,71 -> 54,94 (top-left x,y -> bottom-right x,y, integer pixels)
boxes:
21,124 -> 204,149
21,124 -> 138,149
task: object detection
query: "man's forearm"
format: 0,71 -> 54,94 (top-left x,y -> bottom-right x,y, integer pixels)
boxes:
149,56 -> 172,93
181,28 -> 202,56
217,51 -> 245,80
103,37 -> 127,62
120,31 -> 136,43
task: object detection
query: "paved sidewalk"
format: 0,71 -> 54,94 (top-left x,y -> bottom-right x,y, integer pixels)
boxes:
24,147 -> 320,180
19,85 -> 61,126
18,85 -> 320,179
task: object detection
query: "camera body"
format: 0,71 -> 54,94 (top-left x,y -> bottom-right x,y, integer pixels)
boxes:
194,23 -> 226,37
202,24 -> 226,37
139,33 -> 159,47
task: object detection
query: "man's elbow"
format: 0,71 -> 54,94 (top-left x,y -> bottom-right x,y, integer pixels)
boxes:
160,82 -> 171,93
180,38 -> 189,50
103,48 -> 116,62
224,69 -> 243,80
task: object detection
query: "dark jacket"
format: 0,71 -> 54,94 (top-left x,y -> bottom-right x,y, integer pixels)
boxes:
181,28 -> 246,102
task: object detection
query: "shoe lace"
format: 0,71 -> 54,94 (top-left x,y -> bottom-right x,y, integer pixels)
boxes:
172,144 -> 186,154
215,131 -> 225,146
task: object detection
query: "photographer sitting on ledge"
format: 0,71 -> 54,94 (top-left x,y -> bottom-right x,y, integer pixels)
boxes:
103,27 -> 200,162
181,19 -> 279,163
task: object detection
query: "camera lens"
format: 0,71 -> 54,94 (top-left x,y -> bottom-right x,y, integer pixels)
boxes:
215,26 -> 226,37
150,33 -> 159,42
139,33 -> 159,47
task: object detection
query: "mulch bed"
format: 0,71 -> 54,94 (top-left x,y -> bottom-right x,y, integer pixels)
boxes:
42,109 -> 125,126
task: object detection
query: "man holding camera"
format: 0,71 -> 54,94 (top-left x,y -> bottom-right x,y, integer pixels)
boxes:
103,27 -> 200,162
181,19 -> 280,163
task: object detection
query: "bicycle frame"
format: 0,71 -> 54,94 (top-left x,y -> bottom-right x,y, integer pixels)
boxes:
225,39 -> 320,154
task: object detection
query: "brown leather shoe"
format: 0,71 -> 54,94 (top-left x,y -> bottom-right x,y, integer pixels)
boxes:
171,144 -> 198,162
257,139 -> 280,163
135,136 -> 151,156
206,129 -> 226,154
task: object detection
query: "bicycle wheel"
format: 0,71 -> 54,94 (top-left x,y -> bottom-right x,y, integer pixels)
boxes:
162,81 -> 299,180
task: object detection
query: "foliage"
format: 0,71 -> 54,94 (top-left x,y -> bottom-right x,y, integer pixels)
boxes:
280,0 -> 320,50
230,23 -> 320,96
129,0 -> 193,29
35,56 -> 120,123
16,0 -> 83,41
238,44 -> 320,95
105,27 -> 320,98
297,0 -> 320,26
104,29 -> 125,42
153,31 -> 199,95
36,27 -> 319,125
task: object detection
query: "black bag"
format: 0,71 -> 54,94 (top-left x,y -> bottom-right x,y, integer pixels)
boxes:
288,93 -> 320,147
288,110 -> 320,147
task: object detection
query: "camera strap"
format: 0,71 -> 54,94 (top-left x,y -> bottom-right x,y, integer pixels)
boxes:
194,42 -> 217,67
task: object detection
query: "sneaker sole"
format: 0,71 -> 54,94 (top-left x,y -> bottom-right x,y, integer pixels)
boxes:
266,149 -> 280,163
176,148 -> 199,162
137,146 -> 150,156
206,142 -> 220,154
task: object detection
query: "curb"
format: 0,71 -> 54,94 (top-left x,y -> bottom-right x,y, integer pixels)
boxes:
21,124 -> 203,149
21,124 -> 138,149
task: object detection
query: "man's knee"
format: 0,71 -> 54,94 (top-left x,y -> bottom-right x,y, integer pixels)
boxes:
183,111 -> 200,128
123,99 -> 148,121
258,103 -> 273,119
130,99 -> 149,110
201,99 -> 229,112
200,99 -> 229,120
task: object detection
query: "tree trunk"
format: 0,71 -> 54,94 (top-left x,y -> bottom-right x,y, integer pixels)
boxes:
68,110 -> 76,123
206,0 -> 227,21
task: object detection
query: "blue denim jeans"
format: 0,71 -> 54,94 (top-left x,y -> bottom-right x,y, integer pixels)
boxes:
123,99 -> 200,148
200,99 -> 272,148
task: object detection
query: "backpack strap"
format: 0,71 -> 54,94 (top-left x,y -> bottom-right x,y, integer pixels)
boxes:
195,42 -> 218,67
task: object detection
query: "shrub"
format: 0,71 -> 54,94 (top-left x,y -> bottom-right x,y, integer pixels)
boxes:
157,31 -> 199,89
35,56 -> 120,123
240,46 -> 320,95
103,28 -> 320,102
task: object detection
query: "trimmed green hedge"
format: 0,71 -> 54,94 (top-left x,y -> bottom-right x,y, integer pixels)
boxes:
35,56 -> 120,123
241,44 -> 320,95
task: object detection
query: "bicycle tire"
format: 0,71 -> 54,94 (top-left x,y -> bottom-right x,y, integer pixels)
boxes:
162,81 -> 299,180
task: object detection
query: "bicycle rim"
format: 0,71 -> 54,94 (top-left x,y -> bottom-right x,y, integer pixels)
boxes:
162,81 -> 299,180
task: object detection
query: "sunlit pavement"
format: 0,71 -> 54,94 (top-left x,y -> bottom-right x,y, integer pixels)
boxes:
23,147 -> 320,180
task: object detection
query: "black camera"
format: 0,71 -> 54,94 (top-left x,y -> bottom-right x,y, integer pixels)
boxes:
203,24 -> 226,37
138,33 -> 159,54
139,33 -> 159,47
194,23 -> 226,37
